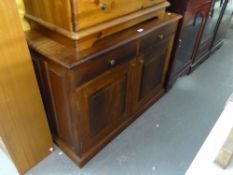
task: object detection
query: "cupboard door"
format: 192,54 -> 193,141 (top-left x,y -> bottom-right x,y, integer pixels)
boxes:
75,61 -> 133,152
139,41 -> 167,100
135,37 -> 170,106
196,0 -> 225,60
201,0 -> 225,44
171,3 -> 210,76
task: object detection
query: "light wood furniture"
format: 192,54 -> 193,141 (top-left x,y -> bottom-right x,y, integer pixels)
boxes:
0,0 -> 53,174
23,0 -> 170,51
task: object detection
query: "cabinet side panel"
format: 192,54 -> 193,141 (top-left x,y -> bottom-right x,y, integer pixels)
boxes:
46,67 -> 74,148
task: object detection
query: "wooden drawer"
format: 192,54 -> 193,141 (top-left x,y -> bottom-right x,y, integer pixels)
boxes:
77,0 -> 141,29
24,0 -> 167,32
76,0 -> 167,29
73,41 -> 137,86
140,21 -> 178,51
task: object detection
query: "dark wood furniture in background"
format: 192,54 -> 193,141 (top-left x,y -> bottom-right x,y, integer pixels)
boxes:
166,0 -> 233,89
192,0 -> 233,71
166,0 -> 212,89
211,0 -> 233,52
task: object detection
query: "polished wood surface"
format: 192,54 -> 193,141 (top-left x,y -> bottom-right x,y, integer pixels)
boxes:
0,0 -> 52,173
27,13 -> 181,167
23,0 -> 169,51
24,0 -> 167,31
23,0 -> 72,31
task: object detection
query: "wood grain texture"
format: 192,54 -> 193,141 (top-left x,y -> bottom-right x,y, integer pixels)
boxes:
75,0 -> 166,29
22,0 -> 169,51
23,0 -> 73,31
0,0 -> 52,173
27,13 -> 181,167
23,0 -> 167,31
26,13 -> 180,69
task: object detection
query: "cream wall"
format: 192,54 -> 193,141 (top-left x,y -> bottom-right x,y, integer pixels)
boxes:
16,0 -> 30,31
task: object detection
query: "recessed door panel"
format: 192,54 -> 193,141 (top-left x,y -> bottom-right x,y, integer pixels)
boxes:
88,75 -> 127,135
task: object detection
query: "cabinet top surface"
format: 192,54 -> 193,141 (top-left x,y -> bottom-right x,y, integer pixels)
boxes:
26,13 -> 181,69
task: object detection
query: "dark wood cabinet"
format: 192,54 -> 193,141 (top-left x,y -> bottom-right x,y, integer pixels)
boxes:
166,0 -> 233,89
192,0 -> 233,70
166,0 -> 212,89
27,14 -> 181,167
212,0 -> 233,51
194,0 -> 224,64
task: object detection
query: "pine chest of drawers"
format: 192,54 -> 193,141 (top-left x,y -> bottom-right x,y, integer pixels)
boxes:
27,13 -> 181,167
23,0 -> 170,51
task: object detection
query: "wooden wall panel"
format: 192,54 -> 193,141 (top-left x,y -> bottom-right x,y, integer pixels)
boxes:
0,0 -> 53,174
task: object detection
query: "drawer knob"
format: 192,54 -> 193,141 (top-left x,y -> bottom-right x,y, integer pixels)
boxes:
100,3 -> 107,10
178,39 -> 182,48
158,34 -> 164,40
109,59 -> 116,66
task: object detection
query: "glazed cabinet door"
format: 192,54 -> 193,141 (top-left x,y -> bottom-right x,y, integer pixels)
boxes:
196,0 -> 225,60
74,60 -> 134,153
170,3 -> 211,76
213,0 -> 233,47
201,0 -> 225,44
